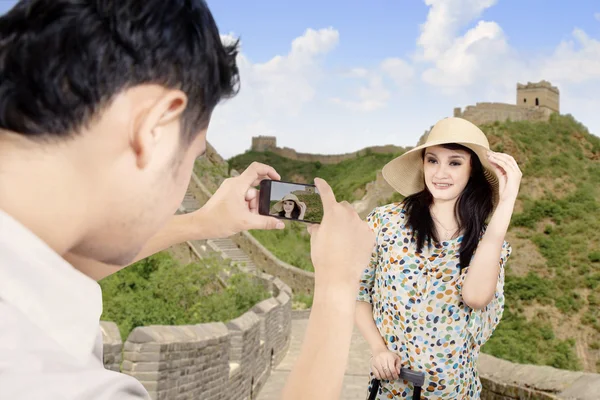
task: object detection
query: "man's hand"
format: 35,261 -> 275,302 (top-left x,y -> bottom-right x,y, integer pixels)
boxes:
282,177 -> 376,400
307,178 -> 375,289
195,162 -> 285,239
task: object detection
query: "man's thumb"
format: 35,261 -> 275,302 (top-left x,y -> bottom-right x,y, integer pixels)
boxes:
248,214 -> 285,231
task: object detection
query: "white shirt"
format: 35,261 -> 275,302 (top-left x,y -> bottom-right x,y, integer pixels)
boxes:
0,209 -> 150,400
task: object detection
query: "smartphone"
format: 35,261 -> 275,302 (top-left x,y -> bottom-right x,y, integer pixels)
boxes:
259,179 -> 323,224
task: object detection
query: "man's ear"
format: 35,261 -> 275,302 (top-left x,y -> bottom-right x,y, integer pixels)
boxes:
131,89 -> 188,169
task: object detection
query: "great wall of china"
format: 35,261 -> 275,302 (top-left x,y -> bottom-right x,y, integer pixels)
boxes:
249,80 -> 560,165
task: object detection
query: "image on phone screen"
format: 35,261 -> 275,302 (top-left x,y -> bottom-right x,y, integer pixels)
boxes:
259,180 -> 323,224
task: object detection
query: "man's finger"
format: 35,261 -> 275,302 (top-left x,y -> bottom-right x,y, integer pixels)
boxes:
241,162 -> 281,186
248,195 -> 259,214
306,223 -> 318,236
247,214 -> 285,231
245,188 -> 259,201
314,178 -> 336,209
251,176 -> 277,187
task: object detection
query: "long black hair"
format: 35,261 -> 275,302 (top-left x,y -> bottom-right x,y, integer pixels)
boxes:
278,201 -> 301,219
403,143 -> 494,270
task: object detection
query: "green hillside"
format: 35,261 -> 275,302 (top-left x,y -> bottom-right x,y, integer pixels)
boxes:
228,114 -> 600,372
229,150 -> 403,202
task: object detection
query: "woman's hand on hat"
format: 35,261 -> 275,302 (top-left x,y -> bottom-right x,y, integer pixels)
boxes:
298,201 -> 307,220
195,162 -> 286,238
487,150 -> 522,204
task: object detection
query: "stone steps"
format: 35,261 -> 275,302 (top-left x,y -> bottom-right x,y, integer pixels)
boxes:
181,191 -> 200,213
209,238 -> 257,273
178,187 -> 258,274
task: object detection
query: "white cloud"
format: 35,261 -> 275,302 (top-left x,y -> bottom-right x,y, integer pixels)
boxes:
538,29 -> 600,84
413,0 -> 519,94
381,58 -> 415,87
421,20 -> 513,90
416,0 -> 497,61
331,74 -> 391,112
208,28 -> 339,157
331,57 -> 413,112
290,27 -> 339,59
343,68 -> 369,78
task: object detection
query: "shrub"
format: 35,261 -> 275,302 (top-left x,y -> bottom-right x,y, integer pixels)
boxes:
100,252 -> 271,340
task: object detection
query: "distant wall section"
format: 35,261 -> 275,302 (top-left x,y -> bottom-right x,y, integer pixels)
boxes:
453,102 -> 553,126
250,136 -> 405,165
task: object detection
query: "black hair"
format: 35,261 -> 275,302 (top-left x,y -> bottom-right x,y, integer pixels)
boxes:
403,143 -> 494,270
0,0 -> 239,144
278,201 -> 301,219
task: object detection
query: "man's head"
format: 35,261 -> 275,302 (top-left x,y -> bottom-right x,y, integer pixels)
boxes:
0,0 -> 239,266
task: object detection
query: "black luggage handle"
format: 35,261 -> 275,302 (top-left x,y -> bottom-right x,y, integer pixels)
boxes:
367,367 -> 425,400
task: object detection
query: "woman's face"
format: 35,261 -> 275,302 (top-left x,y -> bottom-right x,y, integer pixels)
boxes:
423,145 -> 472,203
283,200 -> 295,213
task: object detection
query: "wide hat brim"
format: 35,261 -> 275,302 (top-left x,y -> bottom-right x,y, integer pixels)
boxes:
271,194 -> 302,213
382,117 -> 500,208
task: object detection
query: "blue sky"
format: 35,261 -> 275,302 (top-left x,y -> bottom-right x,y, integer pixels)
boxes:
270,182 -> 318,202
2,1 -> 600,158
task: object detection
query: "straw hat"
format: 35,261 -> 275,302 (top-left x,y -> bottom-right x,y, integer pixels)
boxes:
271,193 -> 302,213
382,117 -> 499,207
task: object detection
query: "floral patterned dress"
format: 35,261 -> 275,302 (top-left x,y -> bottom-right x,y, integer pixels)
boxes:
357,203 -> 511,399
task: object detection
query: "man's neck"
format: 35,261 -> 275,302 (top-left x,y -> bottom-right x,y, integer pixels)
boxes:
0,135 -> 91,257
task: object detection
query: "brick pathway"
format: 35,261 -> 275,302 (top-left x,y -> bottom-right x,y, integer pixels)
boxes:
257,317 -> 373,400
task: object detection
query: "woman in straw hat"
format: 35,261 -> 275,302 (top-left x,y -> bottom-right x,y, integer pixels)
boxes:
271,193 -> 307,220
355,117 -> 522,399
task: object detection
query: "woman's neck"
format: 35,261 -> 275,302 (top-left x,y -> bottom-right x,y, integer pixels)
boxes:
430,200 -> 456,220
430,200 -> 460,239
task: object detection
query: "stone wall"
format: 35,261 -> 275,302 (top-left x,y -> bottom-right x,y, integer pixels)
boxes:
102,276 -> 292,400
454,102 -> 554,126
101,321 -> 123,373
479,353 -> 600,399
352,170 -> 398,219
272,144 -> 405,164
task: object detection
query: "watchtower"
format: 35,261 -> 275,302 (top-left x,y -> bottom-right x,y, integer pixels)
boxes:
251,136 -> 277,152
517,80 -> 560,113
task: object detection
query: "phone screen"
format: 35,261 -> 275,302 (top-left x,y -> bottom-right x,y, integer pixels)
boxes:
262,180 -> 323,224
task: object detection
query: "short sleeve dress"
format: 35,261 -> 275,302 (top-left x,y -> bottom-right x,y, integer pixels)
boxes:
357,203 -> 512,399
